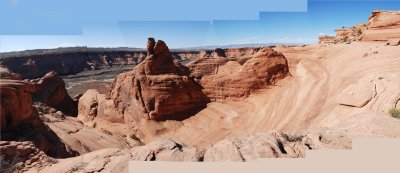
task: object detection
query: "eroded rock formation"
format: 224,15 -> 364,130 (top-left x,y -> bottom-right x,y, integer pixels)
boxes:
31,71 -> 77,116
0,80 -> 76,158
319,10 -> 400,44
362,10 -> 400,41
110,38 -> 209,122
0,73 -> 79,158
0,80 -> 37,130
188,47 -> 289,100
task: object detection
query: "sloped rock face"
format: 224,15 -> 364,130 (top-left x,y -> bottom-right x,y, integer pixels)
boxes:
192,47 -> 289,101
31,71 -> 77,116
111,38 -> 209,122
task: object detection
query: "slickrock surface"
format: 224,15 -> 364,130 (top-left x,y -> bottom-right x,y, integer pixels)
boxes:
110,38 -> 208,122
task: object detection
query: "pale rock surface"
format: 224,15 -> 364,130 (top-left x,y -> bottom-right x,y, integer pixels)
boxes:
335,80 -> 376,108
204,131 -> 351,161
38,105 -> 128,155
39,139 -> 205,173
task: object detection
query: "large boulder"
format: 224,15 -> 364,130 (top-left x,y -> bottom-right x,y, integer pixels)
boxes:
110,38 -> 209,122
31,71 -> 77,116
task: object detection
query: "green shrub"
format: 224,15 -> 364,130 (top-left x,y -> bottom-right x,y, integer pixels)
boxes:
389,108 -> 400,118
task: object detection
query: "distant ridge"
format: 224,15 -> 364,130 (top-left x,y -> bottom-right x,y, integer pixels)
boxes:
175,43 -> 305,50
0,42 -> 305,59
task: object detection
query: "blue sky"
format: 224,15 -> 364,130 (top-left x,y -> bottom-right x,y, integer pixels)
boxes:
0,0 -> 399,52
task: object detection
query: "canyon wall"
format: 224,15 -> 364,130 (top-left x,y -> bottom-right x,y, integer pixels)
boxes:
0,47 -> 260,79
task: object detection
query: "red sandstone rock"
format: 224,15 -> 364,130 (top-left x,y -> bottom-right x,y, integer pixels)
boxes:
362,10 -> 400,41
367,10 -> 400,29
0,79 -> 37,130
0,65 -> 22,80
110,38 -> 208,122
77,89 -> 122,123
190,47 -> 289,101
0,79 -> 77,158
32,71 -> 77,116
